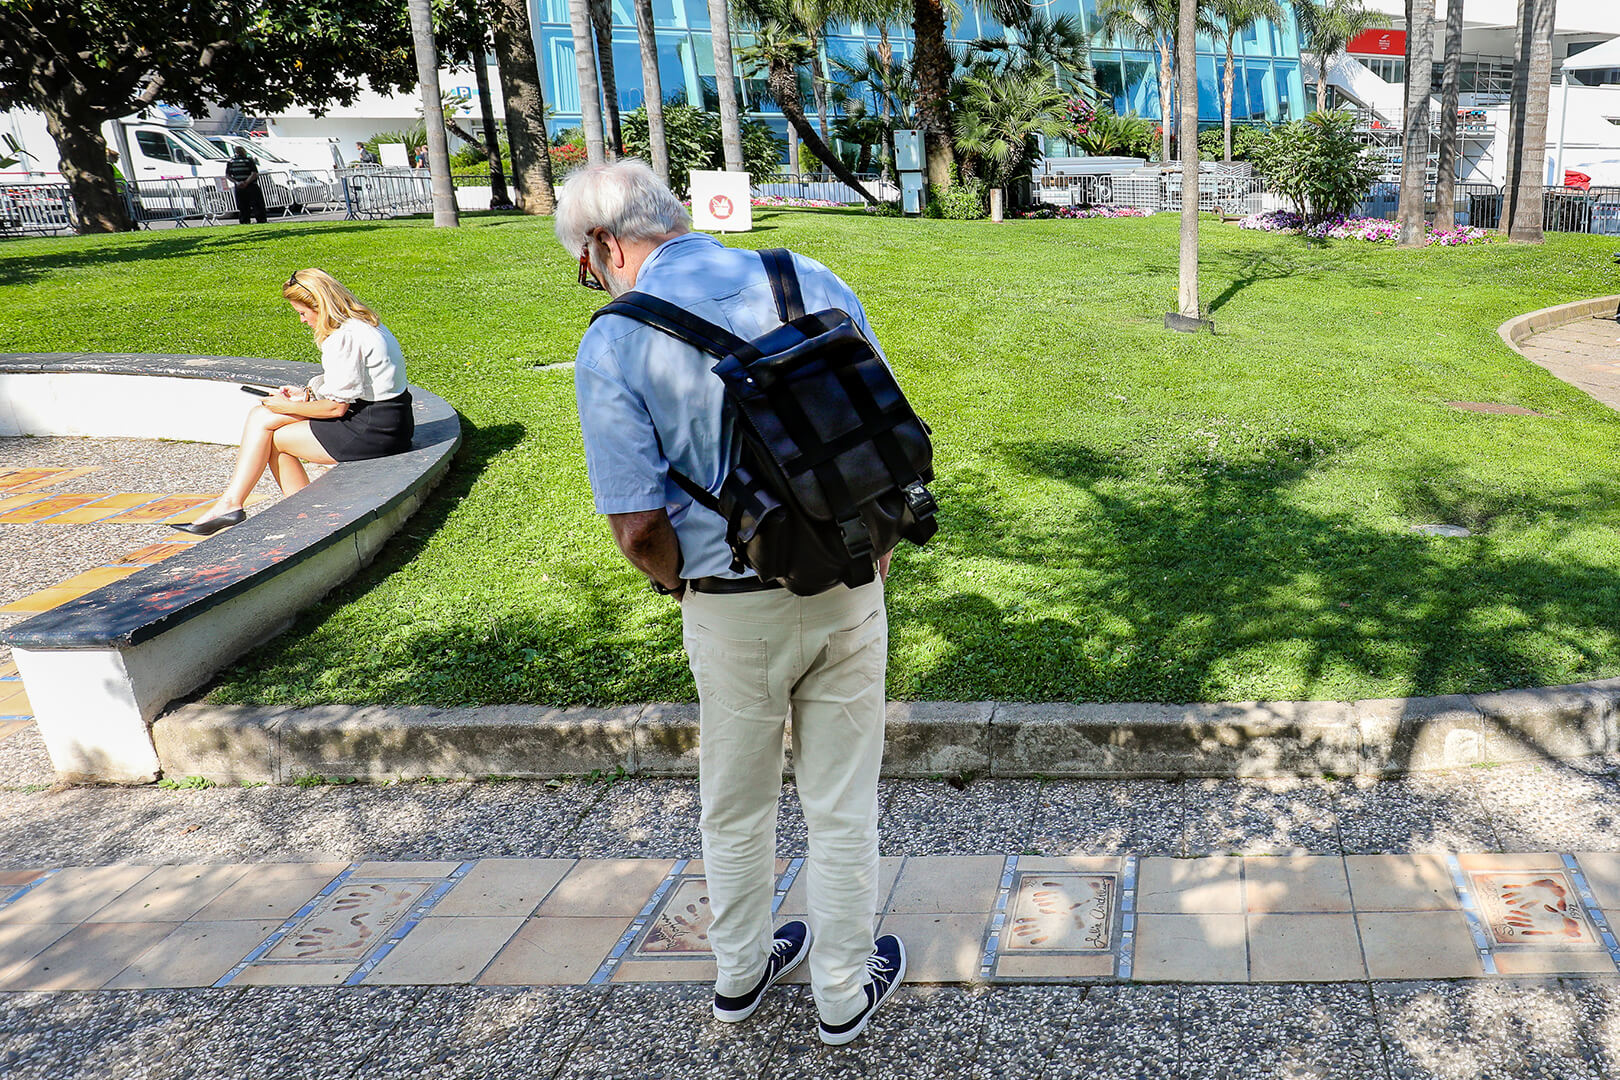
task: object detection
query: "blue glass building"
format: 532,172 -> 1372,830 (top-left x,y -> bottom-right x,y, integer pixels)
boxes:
529,0 -> 1307,149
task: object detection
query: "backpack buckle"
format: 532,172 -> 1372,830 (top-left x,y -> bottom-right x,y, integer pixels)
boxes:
838,514 -> 873,559
902,481 -> 937,519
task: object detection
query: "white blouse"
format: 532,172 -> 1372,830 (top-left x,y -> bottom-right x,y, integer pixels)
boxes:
307,319 -> 408,403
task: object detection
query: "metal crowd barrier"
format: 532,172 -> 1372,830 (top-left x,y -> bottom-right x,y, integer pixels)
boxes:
0,182 -> 77,236
752,173 -> 896,204
337,166 -> 436,220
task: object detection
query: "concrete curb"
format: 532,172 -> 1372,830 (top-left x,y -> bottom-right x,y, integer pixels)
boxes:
1497,293 -> 1620,351
154,680 -> 1620,783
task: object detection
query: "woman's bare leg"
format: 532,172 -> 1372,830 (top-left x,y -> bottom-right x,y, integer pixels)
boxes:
268,422 -> 337,498
196,407 -> 302,520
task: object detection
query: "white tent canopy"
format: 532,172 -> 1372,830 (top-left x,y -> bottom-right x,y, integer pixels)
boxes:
1565,36 -> 1620,71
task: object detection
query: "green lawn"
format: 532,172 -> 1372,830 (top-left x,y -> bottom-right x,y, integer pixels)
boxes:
3,210 -> 1619,705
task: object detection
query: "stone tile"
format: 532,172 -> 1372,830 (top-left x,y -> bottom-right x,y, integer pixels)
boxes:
182,986 -> 427,1080
534,859 -> 674,917
1345,854 -> 1460,911
189,861 -> 349,920
1028,779 -> 1184,857
478,916 -> 631,985
1456,852 -> 1565,871
350,860 -> 463,878
887,855 -> 1005,914
103,919 -> 280,988
777,856 -> 902,917
0,864 -> 156,924
364,915 -> 526,985
1183,777 -> 1341,856
87,863 -> 250,922
1490,950 -> 1616,975
0,868 -> 44,887
1180,984 -> 1387,1080
1244,856 -> 1352,913
434,858 -> 575,917
1336,772 -> 1501,854
232,963 -> 355,986
765,985 -> 991,1080
1246,912 -> 1365,982
878,779 -> 1037,855
1001,864 -> 1121,954
1375,981 -> 1608,1080
634,875 -> 714,956
563,780 -> 702,858
609,956 -> 718,983
1467,762 -> 1620,854
265,879 -> 430,961
1133,912 -> 1248,982
1574,851 -> 1620,910
993,952 -> 1116,979
356,985 -> 607,1079
0,922 -> 72,980
874,912 -> 988,982
1138,857 -> 1244,914
0,921 -> 176,989
1358,911 -> 1484,979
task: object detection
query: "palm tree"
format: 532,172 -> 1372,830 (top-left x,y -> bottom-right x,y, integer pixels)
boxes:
1433,0 -> 1464,230
1396,0 -> 1435,247
491,0 -> 557,213
708,0 -> 747,170
407,0 -> 460,227
953,69 -> 1070,220
632,0 -> 671,182
834,43 -> 915,178
841,0 -> 910,176
1297,0 -> 1381,113
1502,0 -> 1555,242
1174,0 -> 1199,321
911,0 -> 956,187
469,31 -> 512,208
1208,0 -> 1282,161
965,13 -> 1094,89
738,20 -> 879,199
569,0 -> 608,163
590,0 -> 624,154
1098,0 -> 1215,163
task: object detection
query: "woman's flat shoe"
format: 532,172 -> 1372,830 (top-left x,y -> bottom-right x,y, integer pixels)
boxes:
174,510 -> 245,536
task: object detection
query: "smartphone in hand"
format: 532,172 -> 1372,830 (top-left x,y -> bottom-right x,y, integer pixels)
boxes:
240,385 -> 270,397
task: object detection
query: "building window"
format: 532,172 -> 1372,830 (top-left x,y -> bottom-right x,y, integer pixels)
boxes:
1354,55 -> 1404,83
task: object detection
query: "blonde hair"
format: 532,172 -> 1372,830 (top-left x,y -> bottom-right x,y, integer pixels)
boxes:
283,268 -> 380,343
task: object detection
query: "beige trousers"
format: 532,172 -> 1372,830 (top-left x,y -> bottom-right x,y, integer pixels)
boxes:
681,579 -> 888,1026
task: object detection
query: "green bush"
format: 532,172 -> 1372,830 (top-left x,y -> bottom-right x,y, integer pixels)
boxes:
926,166 -> 987,220
1198,123 -> 1274,162
1251,109 -> 1381,222
619,105 -> 783,196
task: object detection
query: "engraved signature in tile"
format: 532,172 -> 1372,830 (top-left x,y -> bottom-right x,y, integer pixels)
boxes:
638,877 -> 714,955
1005,872 -> 1117,952
266,881 -> 429,961
1473,871 -> 1598,948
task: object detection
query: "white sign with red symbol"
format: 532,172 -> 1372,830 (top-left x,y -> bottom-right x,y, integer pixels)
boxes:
690,169 -> 753,233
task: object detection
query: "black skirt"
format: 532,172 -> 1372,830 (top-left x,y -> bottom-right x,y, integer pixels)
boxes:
308,392 -> 415,462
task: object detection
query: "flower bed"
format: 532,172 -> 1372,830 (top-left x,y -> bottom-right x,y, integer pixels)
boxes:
682,195 -> 850,210
1237,210 -> 1493,246
1022,206 -> 1150,220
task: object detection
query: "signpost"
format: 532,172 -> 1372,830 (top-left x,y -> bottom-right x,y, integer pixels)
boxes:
690,169 -> 752,232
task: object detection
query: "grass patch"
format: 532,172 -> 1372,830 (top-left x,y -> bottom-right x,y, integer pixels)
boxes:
3,210 -> 1619,704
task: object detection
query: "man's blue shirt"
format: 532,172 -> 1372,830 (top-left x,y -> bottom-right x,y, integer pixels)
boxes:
574,231 -> 887,580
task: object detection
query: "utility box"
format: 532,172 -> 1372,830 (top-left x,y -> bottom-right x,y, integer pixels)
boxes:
894,129 -> 923,174
902,173 -> 925,214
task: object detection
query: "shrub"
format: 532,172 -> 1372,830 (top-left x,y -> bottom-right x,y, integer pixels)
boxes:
619,105 -> 783,196
926,166 -> 988,220
1073,108 -> 1154,158
1251,110 -> 1380,222
1197,123 -> 1274,162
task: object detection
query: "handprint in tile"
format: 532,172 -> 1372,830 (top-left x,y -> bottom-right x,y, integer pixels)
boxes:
639,878 -> 715,954
1006,873 -> 1117,952
1474,871 -> 1598,947
267,881 -> 429,961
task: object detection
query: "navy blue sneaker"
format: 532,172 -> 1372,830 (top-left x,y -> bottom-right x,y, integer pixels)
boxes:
712,920 -> 811,1022
817,934 -> 907,1046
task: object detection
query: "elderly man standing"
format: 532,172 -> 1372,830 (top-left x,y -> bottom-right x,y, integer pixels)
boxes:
557,160 -> 906,1045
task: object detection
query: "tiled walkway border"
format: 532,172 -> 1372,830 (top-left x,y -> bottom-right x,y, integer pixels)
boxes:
1,852 -> 1618,992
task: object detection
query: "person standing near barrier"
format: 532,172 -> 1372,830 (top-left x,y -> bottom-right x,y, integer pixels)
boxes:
558,160 -> 911,1046
226,146 -> 267,225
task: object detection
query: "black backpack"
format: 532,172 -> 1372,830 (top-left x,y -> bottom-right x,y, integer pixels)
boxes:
590,248 -> 938,596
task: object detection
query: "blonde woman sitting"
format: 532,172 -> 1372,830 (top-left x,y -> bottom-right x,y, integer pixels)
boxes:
181,268 -> 415,535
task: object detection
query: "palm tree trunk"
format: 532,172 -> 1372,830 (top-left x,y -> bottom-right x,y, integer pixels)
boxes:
1396,0 -> 1434,247
590,0 -> 623,157
811,34 -> 830,142
708,0 -> 746,170
471,37 -> 512,208
569,0 -> 608,164
491,0 -> 557,214
1223,36 -> 1236,161
633,0 -> 670,182
912,0 -> 954,188
788,123 -> 802,174
1158,38 -> 1174,162
878,27 -> 895,181
1175,0 -> 1200,319
1433,0 -> 1463,231
407,0 -> 460,227
767,62 -> 878,202
1504,0 -> 1554,242
1316,52 -> 1329,112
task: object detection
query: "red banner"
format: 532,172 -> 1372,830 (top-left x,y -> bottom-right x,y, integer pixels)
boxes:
1348,29 -> 1407,55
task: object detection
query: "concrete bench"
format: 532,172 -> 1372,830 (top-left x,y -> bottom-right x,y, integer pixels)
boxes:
0,352 -> 460,783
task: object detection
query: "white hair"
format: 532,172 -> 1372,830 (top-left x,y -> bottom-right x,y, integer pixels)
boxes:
554,159 -> 690,254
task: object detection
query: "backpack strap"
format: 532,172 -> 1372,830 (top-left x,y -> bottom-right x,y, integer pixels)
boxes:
760,249 -> 805,321
590,291 -> 749,359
